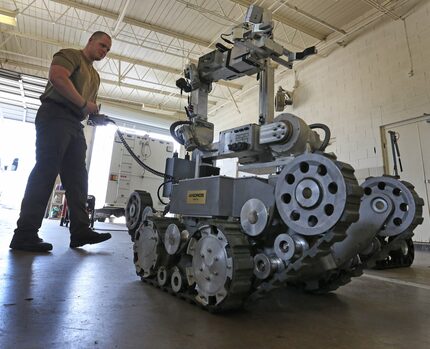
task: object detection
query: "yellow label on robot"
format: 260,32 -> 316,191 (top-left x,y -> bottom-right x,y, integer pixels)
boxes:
186,190 -> 207,204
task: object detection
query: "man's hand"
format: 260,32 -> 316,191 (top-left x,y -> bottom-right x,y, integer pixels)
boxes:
84,101 -> 99,115
49,65 -> 99,116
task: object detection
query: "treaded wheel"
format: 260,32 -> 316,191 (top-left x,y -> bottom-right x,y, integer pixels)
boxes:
125,190 -> 153,240
374,237 -> 415,269
361,177 -> 424,237
251,154 -> 362,299
300,256 -> 363,294
275,153 -> 361,236
126,191 -> 153,230
388,237 -> 415,267
133,221 -> 163,278
186,222 -> 253,312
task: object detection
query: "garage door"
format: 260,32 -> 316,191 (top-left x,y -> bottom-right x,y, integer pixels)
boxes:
0,69 -> 44,123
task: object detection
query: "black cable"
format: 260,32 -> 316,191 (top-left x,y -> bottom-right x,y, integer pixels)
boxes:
157,179 -> 173,206
184,105 -> 196,119
169,119 -> 192,145
163,203 -> 170,216
221,33 -> 234,45
103,117 -> 174,180
309,123 -> 331,152
116,129 -> 172,179
171,115 -> 218,153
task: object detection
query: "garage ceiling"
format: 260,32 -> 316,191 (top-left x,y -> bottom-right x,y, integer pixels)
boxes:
0,0 -> 423,118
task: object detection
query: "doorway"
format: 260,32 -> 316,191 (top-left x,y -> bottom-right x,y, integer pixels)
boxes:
381,115 -> 430,242
0,118 -> 36,209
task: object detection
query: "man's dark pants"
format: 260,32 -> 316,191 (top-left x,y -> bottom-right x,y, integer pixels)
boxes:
14,102 -> 90,240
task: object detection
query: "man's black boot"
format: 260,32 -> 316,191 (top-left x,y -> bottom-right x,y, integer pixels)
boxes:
70,230 -> 112,248
10,236 -> 53,252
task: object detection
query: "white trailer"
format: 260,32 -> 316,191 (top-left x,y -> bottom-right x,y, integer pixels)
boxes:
96,132 -> 174,221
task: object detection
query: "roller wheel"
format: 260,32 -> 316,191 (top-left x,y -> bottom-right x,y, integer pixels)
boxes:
125,190 -> 153,240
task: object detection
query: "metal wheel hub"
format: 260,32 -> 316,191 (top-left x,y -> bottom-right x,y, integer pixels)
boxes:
164,223 -> 181,255
275,153 -> 348,236
254,254 -> 272,280
157,266 -> 168,286
129,204 -> 136,217
134,223 -> 160,278
274,233 -> 296,261
240,198 -> 270,236
295,178 -> 322,208
171,266 -> 184,293
188,225 -> 232,304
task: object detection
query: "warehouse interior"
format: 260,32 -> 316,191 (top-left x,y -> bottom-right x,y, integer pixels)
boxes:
0,0 -> 429,348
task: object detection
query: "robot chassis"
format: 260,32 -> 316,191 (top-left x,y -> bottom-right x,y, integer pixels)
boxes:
125,6 -> 424,312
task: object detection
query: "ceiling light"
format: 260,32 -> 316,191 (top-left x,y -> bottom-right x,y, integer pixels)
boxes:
0,9 -> 17,26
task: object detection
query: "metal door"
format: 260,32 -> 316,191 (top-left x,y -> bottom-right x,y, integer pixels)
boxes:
383,117 -> 430,242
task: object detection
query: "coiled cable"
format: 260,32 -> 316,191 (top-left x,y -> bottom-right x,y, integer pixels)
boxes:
101,116 -> 174,180
309,123 -> 331,152
157,179 -> 174,206
169,120 -> 192,145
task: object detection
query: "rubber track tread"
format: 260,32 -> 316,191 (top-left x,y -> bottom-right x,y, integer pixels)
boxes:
139,220 -> 253,313
250,159 -> 362,298
364,178 -> 424,269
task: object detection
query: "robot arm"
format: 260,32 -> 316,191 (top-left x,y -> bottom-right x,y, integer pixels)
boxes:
172,5 -> 317,156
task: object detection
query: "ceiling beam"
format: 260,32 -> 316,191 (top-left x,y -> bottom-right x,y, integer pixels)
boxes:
105,79 -> 217,105
3,56 -> 217,104
0,47 -> 179,91
276,1 -> 346,35
0,57 -> 218,105
112,0 -> 132,37
229,0 -> 326,40
360,0 -> 401,20
50,0 -> 212,47
97,96 -> 187,119
16,7 -> 202,60
0,29 -> 242,90
176,0 -> 241,25
0,58 -> 187,116
316,0 -> 409,52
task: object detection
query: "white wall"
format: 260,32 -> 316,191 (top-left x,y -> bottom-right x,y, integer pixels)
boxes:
211,1 -> 430,182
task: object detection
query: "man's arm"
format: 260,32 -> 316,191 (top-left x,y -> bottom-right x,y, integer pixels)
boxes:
49,64 -> 98,114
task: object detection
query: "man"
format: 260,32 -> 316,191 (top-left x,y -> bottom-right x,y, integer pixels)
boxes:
10,31 -> 113,252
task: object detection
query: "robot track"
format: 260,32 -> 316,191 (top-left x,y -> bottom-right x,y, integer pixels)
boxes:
134,218 -> 253,312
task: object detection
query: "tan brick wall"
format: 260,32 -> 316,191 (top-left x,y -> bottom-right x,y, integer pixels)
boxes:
211,1 -> 430,181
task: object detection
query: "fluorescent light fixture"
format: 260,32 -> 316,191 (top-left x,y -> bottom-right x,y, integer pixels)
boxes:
0,9 -> 17,26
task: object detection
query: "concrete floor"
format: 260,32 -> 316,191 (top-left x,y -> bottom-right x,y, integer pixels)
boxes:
1,206 -> 429,349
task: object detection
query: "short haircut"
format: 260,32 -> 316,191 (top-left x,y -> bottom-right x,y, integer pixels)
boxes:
89,31 -> 111,41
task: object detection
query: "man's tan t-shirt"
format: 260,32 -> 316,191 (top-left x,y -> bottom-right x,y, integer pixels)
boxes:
40,48 -> 100,118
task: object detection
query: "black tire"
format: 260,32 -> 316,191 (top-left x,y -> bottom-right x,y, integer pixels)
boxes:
389,237 -> 415,268
374,237 -> 415,269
